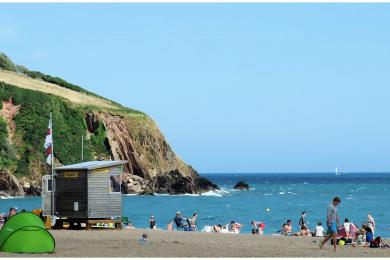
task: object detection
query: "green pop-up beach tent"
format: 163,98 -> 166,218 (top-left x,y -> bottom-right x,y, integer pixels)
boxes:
0,212 -> 55,254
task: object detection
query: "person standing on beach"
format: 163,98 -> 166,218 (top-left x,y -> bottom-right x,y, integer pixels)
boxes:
299,211 -> 307,229
190,213 -> 198,231
367,213 -> 375,235
320,196 -> 341,252
149,216 -> 156,229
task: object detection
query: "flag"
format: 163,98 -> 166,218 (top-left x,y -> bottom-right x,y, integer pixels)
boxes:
44,116 -> 53,165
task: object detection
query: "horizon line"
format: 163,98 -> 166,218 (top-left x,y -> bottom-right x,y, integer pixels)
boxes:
200,171 -> 390,174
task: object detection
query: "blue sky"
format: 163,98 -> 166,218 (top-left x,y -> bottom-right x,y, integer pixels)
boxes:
1,3 -> 390,173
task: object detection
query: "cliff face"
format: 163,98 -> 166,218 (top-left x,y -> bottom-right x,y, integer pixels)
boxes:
86,112 -> 218,194
0,57 -> 218,196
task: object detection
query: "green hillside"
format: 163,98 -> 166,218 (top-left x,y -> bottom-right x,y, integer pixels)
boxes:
0,52 -> 218,196
0,82 -> 107,177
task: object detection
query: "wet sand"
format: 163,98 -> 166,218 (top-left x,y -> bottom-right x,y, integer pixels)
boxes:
1,229 -> 389,257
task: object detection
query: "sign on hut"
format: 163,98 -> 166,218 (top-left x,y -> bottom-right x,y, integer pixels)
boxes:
42,160 -> 127,229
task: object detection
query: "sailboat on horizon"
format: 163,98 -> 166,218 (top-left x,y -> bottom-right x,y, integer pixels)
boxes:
335,167 -> 341,176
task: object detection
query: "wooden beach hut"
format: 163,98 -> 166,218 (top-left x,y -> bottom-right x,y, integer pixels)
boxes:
42,160 -> 127,228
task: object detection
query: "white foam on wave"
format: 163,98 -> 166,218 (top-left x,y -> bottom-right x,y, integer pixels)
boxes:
0,195 -> 25,200
201,190 -> 224,197
153,193 -> 201,197
278,192 -> 285,195
151,188 -> 232,198
287,191 -> 297,195
264,193 -> 273,196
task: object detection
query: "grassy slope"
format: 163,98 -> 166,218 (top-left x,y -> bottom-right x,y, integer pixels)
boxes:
0,53 -> 194,186
0,69 -> 147,177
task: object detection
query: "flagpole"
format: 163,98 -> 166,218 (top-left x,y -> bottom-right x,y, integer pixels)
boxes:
81,135 -> 84,163
50,112 -> 54,219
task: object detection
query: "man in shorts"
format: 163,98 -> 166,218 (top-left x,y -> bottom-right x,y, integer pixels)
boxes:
320,196 -> 341,252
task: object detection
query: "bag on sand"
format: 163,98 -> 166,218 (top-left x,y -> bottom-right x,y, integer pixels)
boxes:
369,237 -> 382,248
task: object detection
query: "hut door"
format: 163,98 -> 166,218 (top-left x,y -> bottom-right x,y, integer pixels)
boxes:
42,175 -> 53,216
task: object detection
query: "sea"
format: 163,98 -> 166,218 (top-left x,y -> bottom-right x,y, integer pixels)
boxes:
1,173 -> 390,237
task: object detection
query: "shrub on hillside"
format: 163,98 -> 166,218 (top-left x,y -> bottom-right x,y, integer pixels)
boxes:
0,53 -> 17,72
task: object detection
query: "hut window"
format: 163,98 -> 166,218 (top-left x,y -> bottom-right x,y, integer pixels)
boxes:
47,179 -> 52,192
109,173 -> 121,193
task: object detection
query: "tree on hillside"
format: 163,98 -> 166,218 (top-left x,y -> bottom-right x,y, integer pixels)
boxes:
0,53 -> 17,72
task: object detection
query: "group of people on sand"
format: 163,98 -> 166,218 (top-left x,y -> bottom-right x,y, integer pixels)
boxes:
279,212 -> 318,237
0,207 -> 18,224
275,196 -> 388,252
279,201 -> 378,242
251,221 -> 265,235
317,196 -> 388,252
205,221 -> 243,234
167,211 -> 198,231
141,211 -> 199,231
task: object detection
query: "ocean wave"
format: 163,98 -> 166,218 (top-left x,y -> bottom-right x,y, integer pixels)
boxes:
0,195 -> 25,200
153,193 -> 202,197
264,193 -> 273,196
201,190 -> 224,197
278,192 -> 285,195
151,188 -> 232,198
287,191 -> 297,195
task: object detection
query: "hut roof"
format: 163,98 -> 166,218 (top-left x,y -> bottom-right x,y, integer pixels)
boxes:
55,160 -> 127,171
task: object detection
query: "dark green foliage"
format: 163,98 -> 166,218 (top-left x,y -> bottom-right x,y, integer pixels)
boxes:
21,69 -> 97,95
89,120 -> 110,157
15,65 -> 29,74
0,82 -> 111,177
19,68 -> 123,108
0,53 -> 17,72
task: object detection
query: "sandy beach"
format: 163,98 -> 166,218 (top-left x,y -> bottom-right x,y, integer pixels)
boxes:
1,229 -> 389,257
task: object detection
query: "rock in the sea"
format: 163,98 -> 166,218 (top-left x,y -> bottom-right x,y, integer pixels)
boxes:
0,169 -> 25,196
195,176 -> 220,193
121,171 -> 219,195
234,180 -> 249,190
121,173 -> 153,195
23,182 -> 42,196
151,170 -> 220,195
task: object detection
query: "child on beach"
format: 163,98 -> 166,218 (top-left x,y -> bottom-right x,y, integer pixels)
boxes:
320,196 -> 341,252
343,218 -> 351,237
167,222 -> 173,231
251,221 -> 264,234
314,222 -> 324,237
190,213 -> 198,231
367,213 -> 375,235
